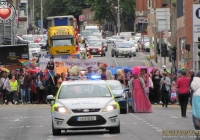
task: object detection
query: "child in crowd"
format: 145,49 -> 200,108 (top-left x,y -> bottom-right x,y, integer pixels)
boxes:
170,81 -> 177,104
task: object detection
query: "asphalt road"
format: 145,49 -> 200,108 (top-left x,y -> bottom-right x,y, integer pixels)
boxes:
41,44 -> 150,68
0,105 -> 195,140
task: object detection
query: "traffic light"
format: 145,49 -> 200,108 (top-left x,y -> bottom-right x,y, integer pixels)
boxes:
185,44 -> 190,51
109,24 -> 112,31
161,43 -> 168,57
103,24 -> 107,31
171,47 -> 176,61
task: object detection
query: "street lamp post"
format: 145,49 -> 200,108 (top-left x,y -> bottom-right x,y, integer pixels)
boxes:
117,0 -> 120,36
40,0 -> 43,34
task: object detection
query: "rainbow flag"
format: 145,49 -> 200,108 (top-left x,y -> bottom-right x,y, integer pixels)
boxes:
18,59 -> 38,69
177,61 -> 194,73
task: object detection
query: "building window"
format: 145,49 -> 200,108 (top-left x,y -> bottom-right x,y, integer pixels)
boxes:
148,0 -> 152,9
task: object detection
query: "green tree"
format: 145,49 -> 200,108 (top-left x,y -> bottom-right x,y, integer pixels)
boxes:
86,0 -> 136,31
34,0 -> 89,28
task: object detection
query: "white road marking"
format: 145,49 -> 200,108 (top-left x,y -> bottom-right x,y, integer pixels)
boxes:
10,119 -> 21,122
146,123 -> 150,125
152,127 -> 159,129
149,125 -> 154,127
156,129 -> 163,132
113,58 -> 118,67
171,116 -> 180,118
142,121 -> 147,123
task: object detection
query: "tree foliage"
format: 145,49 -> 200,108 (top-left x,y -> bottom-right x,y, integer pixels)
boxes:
34,0 -> 89,28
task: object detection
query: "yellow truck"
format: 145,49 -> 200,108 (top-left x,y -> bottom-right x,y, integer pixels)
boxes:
47,26 -> 79,55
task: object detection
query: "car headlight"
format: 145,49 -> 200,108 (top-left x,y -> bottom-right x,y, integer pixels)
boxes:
103,104 -> 117,112
54,106 -> 70,114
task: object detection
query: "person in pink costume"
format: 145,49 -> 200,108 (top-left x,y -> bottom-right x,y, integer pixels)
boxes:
129,67 -> 153,113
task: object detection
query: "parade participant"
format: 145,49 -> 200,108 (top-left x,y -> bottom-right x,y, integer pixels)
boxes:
129,67 -> 153,113
23,72 -> 32,104
68,66 -> 80,76
46,56 -> 55,71
116,69 -> 125,86
98,63 -> 112,80
19,75 -> 25,104
85,66 -> 94,77
15,69 -> 20,81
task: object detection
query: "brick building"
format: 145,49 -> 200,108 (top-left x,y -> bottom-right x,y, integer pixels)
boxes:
79,8 -> 98,32
176,0 -> 199,71
135,0 -> 162,34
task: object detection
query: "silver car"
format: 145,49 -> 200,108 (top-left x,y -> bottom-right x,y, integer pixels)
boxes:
47,80 -> 120,135
111,41 -> 132,58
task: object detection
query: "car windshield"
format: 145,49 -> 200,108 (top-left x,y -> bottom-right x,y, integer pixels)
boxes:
106,81 -> 123,90
128,42 -> 135,47
52,39 -> 73,46
59,84 -> 111,99
79,44 -> 84,48
116,43 -> 130,48
23,36 -> 33,41
29,44 -> 40,48
89,41 -> 102,46
112,36 -> 120,39
81,31 -> 93,37
85,29 -> 99,33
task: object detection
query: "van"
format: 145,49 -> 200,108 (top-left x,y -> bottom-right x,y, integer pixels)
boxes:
85,26 -> 99,33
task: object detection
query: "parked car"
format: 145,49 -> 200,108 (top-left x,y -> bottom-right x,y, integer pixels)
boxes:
86,39 -> 106,57
111,41 -> 132,58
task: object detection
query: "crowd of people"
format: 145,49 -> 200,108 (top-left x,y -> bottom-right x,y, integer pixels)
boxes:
0,56 -> 197,116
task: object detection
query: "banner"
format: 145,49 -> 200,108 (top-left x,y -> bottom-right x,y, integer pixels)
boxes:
39,58 -> 98,70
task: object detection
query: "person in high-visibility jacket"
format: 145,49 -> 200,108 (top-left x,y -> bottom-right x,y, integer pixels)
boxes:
9,75 -> 19,105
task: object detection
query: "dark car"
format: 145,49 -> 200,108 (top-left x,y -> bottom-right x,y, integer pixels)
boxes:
86,40 -> 106,57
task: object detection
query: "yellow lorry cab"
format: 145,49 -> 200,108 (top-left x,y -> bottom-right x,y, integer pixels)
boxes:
48,26 -> 78,55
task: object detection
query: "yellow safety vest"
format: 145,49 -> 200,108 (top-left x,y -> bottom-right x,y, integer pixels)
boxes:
10,80 -> 18,91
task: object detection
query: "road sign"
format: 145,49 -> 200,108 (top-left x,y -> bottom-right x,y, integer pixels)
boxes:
79,15 -> 85,21
150,8 -> 170,31
193,4 -> 200,42
38,20 -> 41,27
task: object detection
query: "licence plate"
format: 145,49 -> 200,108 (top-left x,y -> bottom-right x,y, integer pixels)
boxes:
31,50 -> 36,52
92,50 -> 96,52
77,116 -> 96,121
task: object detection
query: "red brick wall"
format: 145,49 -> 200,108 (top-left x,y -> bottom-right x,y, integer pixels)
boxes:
184,0 -> 193,45
136,0 -> 162,11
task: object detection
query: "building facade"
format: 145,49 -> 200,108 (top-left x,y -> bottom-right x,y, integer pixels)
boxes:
135,0 -> 162,34
79,8 -> 98,32
176,0 -> 199,71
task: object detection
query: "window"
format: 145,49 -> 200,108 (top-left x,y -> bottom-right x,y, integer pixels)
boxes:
148,0 -> 152,9
58,84 -> 111,99
106,81 -> 123,90
52,39 -> 73,46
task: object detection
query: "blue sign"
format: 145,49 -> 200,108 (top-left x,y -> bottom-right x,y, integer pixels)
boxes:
196,8 -> 200,19
38,20 -> 41,27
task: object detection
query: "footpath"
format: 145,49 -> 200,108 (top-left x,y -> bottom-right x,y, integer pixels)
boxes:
141,52 -> 172,70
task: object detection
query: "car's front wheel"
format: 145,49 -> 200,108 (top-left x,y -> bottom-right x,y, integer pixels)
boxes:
109,124 -> 120,133
52,121 -> 61,136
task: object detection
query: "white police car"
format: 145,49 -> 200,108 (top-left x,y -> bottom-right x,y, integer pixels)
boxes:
47,79 -> 120,135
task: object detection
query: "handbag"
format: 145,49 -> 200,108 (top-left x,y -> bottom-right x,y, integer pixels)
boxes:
39,83 -> 45,90
0,79 -> 6,91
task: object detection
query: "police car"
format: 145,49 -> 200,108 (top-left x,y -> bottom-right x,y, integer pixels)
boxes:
47,78 -> 120,135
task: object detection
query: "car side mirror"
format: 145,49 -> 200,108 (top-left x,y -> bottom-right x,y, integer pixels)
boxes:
47,95 -> 55,102
124,88 -> 129,92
